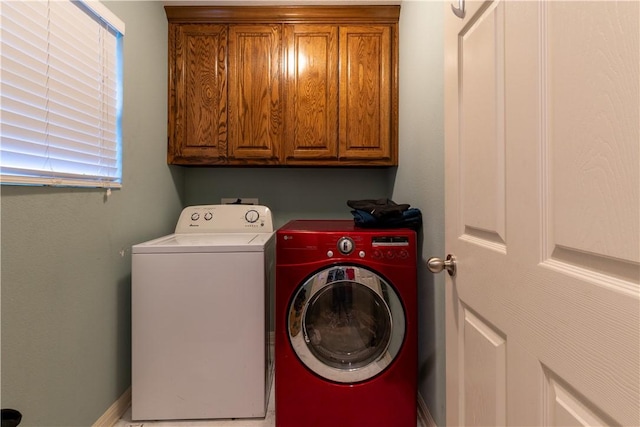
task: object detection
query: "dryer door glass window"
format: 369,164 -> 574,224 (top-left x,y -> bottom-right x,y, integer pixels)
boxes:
305,282 -> 391,369
288,266 -> 405,383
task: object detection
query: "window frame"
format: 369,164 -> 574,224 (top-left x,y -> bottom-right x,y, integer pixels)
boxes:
0,0 -> 125,188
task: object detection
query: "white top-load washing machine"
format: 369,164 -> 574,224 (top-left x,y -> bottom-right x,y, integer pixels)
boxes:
131,204 -> 275,421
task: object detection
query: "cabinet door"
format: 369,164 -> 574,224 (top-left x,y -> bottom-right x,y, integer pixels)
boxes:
169,24 -> 227,164
284,24 -> 339,162
339,25 -> 393,162
228,24 -> 282,163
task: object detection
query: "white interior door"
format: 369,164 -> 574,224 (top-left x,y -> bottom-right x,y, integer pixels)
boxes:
443,1 -> 639,425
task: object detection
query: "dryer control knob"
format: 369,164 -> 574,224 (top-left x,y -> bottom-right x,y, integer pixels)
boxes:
337,237 -> 355,255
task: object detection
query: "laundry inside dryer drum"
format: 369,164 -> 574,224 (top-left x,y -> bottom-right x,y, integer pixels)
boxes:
305,282 -> 392,369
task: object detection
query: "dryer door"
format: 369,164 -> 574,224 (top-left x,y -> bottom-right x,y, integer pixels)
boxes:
288,265 -> 405,383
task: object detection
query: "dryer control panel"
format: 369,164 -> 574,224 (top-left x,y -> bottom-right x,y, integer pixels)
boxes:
175,204 -> 274,234
277,220 -> 416,266
370,236 -> 411,261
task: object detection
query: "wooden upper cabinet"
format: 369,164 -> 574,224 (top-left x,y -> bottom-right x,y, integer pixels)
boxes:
165,6 -> 399,166
228,24 -> 282,163
168,24 -> 227,164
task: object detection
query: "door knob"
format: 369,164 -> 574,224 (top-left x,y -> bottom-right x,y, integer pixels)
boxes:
427,254 -> 457,277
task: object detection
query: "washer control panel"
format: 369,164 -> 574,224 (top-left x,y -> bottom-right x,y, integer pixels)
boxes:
175,204 -> 274,233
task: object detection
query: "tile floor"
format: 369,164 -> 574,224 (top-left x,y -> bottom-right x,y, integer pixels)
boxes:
115,378 -> 424,427
115,381 -> 276,427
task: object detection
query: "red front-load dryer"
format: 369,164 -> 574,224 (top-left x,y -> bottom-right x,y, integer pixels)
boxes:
275,220 -> 417,427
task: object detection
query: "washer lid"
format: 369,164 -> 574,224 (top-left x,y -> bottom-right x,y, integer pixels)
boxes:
132,232 -> 274,254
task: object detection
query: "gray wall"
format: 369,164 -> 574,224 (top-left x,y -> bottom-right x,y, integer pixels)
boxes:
0,2 -> 183,426
395,2 -> 445,424
1,1 -> 445,426
185,168 -> 395,227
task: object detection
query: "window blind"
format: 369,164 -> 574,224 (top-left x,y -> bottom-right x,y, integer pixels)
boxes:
0,0 -> 125,187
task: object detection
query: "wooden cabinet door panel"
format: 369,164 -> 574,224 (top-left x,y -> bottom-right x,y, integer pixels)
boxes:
339,25 -> 392,161
169,24 -> 227,164
284,24 -> 339,162
228,24 -> 282,162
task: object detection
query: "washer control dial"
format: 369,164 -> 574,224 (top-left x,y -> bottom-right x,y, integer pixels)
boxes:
245,209 -> 260,223
337,237 -> 355,255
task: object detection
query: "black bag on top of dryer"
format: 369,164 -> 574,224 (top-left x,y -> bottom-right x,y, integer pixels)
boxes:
347,198 -> 422,230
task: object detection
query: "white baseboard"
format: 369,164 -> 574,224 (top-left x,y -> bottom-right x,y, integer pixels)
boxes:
93,387 -> 131,427
417,393 -> 438,427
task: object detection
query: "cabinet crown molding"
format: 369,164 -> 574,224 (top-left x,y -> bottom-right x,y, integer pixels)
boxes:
165,5 -> 400,23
